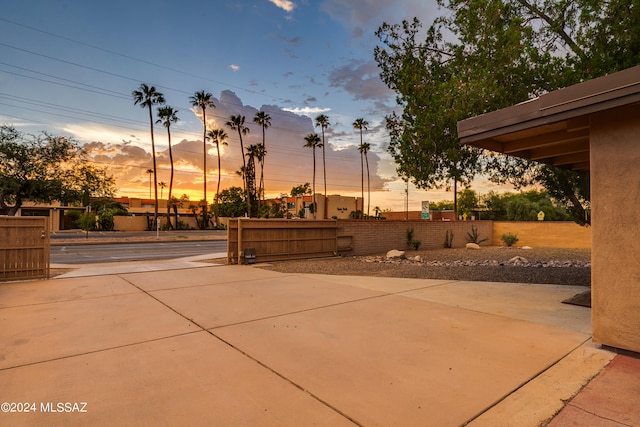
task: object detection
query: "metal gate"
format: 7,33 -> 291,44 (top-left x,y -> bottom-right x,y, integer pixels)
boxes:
0,217 -> 50,281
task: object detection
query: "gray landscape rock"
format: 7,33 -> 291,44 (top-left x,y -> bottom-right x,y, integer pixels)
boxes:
466,243 -> 480,250
386,249 -> 406,259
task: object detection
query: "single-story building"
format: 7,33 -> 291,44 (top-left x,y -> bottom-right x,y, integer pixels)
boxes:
457,66 -> 640,354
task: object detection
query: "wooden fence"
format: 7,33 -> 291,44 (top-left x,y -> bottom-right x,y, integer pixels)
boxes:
227,219 -> 338,264
1,217 -> 50,281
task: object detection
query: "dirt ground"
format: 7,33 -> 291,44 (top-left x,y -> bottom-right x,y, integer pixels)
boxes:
260,247 -> 592,287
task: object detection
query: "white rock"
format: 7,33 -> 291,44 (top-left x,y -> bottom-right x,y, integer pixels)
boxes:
521,246 -> 533,250
466,243 -> 480,250
508,256 -> 529,264
408,255 -> 423,262
386,249 -> 406,259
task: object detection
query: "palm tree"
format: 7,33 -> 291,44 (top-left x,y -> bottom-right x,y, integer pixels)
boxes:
252,143 -> 266,215
226,114 -> 251,216
303,133 -> 322,219
253,111 -> 271,201
207,128 -> 228,226
146,168 -> 153,199
353,118 -> 368,217
156,106 -> 179,228
315,114 -> 330,219
158,181 -> 166,200
361,142 -> 371,217
189,90 -> 215,228
245,144 -> 261,216
133,84 -> 165,228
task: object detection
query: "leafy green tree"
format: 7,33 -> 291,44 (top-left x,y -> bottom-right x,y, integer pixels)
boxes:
303,133 -> 322,219
481,191 -> 508,221
481,190 -> 572,221
430,200 -> 454,211
291,183 -> 312,197
374,0 -> 640,225
190,90 -> 216,227
0,126 -> 115,215
132,83 -> 165,228
457,188 -> 479,218
77,212 -> 97,238
207,128 -> 228,227
90,197 -> 129,231
253,111 -> 271,200
315,114 -> 330,218
226,114 -> 251,216
217,186 -> 246,218
156,105 -> 179,229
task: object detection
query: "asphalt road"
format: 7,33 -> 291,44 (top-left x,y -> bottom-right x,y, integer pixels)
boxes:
51,241 -> 227,264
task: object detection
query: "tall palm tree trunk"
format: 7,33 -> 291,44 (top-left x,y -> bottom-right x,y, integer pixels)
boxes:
167,127 -> 174,229
238,130 -> 250,217
360,152 -> 364,218
260,125 -> 266,201
321,129 -> 327,219
312,146 -> 317,219
365,151 -> 370,217
215,144 -> 222,226
147,106 -> 159,229
202,110 -> 208,228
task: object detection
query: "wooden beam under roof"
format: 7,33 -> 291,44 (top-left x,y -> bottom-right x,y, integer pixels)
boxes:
502,128 -> 590,154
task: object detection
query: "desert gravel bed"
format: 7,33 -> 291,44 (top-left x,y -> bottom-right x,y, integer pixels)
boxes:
261,247 -> 591,286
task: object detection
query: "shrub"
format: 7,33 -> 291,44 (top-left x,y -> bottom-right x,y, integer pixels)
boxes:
407,227 -> 421,250
501,232 -> 519,247
444,230 -> 454,248
176,220 -> 192,230
466,225 -> 489,244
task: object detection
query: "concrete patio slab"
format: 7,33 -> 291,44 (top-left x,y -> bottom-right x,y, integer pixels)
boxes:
0,332 -> 357,427
1,291 -> 197,369
122,265 -> 293,292
53,260 -> 219,278
301,273 -> 453,293
400,281 -> 591,334
150,274 -> 384,329
0,275 -> 137,308
0,265 -> 617,426
214,291 -> 590,427
468,340 -> 616,426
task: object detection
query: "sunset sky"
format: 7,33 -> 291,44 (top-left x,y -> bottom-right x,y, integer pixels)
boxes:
1,0 -> 516,211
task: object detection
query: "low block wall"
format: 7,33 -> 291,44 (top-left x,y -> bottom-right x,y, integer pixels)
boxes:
113,216 -> 148,231
337,220 -> 493,256
492,221 -> 591,248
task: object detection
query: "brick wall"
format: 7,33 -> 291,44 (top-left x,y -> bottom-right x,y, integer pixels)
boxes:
337,220 -> 493,256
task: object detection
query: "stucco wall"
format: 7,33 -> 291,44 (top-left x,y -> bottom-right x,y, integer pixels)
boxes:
113,216 -> 148,231
591,104 -> 640,353
492,221 -> 591,248
337,220 -> 493,256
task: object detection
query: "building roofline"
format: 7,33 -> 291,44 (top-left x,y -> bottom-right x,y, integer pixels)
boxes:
458,66 -> 640,144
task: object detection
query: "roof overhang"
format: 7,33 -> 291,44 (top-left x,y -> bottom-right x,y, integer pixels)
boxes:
457,66 -> 640,171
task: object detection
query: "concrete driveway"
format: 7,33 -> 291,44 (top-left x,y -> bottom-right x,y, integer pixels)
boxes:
0,264 -> 613,426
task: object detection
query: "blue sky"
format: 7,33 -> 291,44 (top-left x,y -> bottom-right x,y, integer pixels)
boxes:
1,0 -> 508,211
